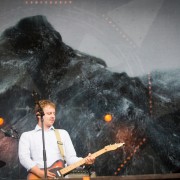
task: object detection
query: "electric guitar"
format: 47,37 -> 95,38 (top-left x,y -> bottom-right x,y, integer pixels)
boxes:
28,143 -> 124,179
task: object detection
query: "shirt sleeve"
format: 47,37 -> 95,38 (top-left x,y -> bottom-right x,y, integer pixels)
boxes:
61,130 -> 83,165
18,132 -> 37,171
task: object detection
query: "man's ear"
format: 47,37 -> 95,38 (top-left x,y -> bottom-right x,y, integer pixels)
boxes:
36,112 -> 40,117
36,112 -> 41,121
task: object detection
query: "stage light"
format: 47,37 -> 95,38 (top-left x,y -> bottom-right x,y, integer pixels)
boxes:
0,117 -> 4,126
104,113 -> 112,122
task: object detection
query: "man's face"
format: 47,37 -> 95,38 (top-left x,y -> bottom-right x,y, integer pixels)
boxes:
42,105 -> 56,129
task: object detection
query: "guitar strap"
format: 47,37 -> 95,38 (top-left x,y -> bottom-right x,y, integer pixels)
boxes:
54,129 -> 65,161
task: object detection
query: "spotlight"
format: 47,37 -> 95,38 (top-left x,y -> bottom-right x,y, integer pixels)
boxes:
0,117 -> 4,126
104,113 -> 113,122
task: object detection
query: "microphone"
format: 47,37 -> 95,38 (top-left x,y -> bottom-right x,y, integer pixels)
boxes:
32,90 -> 39,104
32,90 -> 44,117
0,128 -> 15,138
32,90 -> 38,98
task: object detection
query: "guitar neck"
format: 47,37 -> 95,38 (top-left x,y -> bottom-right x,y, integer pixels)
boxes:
60,148 -> 107,175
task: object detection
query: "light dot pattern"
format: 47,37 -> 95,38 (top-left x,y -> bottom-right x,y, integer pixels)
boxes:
114,138 -> 146,175
148,73 -> 153,116
25,0 -> 72,5
102,14 -> 136,49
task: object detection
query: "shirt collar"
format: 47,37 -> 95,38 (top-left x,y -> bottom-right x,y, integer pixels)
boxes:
34,125 -> 55,132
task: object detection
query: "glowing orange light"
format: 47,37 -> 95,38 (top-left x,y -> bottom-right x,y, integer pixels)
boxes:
0,117 -> 4,126
104,114 -> 112,122
126,156 -> 130,160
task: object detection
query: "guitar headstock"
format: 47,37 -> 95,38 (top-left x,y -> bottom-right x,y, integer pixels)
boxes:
104,143 -> 125,151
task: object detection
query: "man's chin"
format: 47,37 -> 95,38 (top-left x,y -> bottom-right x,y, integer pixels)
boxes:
49,121 -> 55,126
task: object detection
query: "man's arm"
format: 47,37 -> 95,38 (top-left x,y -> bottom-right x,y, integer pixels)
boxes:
18,132 -> 37,170
19,132 -> 56,178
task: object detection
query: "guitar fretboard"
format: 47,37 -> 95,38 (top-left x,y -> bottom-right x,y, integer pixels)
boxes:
60,148 -> 108,175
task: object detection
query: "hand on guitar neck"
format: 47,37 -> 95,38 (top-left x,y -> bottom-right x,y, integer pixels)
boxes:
84,153 -> 96,165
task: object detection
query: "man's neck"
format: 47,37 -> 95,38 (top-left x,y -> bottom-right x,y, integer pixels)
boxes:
37,123 -> 51,131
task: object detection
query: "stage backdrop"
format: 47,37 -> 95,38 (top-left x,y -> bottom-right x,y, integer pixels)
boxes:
0,0 -> 180,179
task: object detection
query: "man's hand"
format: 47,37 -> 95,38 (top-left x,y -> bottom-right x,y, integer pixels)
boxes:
47,170 -> 56,179
85,153 -> 95,165
30,166 -> 56,179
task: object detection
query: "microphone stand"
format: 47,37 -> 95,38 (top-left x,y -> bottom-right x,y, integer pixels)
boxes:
32,92 -> 47,179
37,103 -> 48,179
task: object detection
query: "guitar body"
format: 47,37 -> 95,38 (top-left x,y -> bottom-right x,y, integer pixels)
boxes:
27,160 -> 65,180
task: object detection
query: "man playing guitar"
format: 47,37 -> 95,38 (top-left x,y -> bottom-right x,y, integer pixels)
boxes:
18,100 -> 95,179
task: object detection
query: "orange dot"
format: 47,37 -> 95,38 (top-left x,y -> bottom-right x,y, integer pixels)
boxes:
120,164 -> 124,167
0,117 -> 4,126
83,176 -> 90,180
104,114 -> 112,122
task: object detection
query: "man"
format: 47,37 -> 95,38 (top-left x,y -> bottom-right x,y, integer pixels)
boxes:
18,100 -> 95,179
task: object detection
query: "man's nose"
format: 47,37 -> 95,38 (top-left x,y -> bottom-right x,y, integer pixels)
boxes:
51,113 -> 55,117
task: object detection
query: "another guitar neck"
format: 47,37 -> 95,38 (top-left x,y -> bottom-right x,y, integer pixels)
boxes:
60,148 -> 108,175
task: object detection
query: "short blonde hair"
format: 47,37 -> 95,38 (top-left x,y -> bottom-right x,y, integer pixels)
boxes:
35,100 -> 56,114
